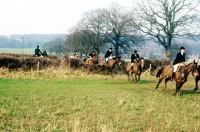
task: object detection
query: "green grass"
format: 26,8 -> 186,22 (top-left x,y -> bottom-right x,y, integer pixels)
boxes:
0,70 -> 200,131
0,48 -> 35,54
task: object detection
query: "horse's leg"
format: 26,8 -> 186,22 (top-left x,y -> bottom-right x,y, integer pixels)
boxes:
127,71 -> 131,81
137,73 -> 141,82
155,76 -> 165,89
131,72 -> 134,81
111,69 -> 115,78
177,82 -> 184,96
194,78 -> 199,91
163,78 -> 170,91
173,82 -> 181,96
134,73 -> 137,82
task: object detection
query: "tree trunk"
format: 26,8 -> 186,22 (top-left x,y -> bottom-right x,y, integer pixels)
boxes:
166,49 -> 172,61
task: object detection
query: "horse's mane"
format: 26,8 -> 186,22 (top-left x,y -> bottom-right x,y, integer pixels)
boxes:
185,61 -> 197,67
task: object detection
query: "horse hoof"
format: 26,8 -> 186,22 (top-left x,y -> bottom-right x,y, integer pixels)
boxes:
194,88 -> 198,91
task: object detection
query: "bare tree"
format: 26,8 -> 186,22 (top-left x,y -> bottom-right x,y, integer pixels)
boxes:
42,41 -> 54,54
42,37 -> 65,56
65,27 -> 94,58
65,4 -> 144,58
53,37 -> 65,56
65,9 -> 107,58
103,3 -> 144,56
134,0 -> 200,60
80,9 -> 106,57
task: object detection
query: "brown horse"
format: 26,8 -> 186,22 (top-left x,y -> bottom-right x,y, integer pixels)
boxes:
98,57 -> 122,77
85,56 -> 97,66
193,65 -> 200,91
125,58 -> 144,82
155,61 -> 199,96
98,58 -> 107,67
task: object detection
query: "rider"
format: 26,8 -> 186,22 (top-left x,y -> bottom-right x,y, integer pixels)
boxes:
131,50 -> 140,70
35,45 -> 43,57
89,51 -> 95,58
104,48 -> 114,65
171,46 -> 186,80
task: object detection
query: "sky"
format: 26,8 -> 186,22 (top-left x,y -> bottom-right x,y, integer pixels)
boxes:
0,0 -> 134,35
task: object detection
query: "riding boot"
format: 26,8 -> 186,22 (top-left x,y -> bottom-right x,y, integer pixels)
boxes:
171,72 -> 175,81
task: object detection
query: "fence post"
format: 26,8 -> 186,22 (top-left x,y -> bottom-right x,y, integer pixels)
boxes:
37,61 -> 40,76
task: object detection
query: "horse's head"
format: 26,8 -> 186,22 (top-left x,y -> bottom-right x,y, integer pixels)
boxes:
140,57 -> 144,70
115,57 -> 122,65
185,60 -> 199,78
135,57 -> 144,70
191,60 -> 199,78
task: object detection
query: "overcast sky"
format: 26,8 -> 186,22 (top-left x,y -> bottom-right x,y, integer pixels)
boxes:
0,0 -> 133,35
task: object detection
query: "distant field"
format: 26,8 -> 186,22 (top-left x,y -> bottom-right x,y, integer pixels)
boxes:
0,48 -> 35,54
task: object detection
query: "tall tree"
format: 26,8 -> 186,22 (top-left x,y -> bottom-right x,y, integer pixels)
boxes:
53,37 -> 65,56
42,37 -> 65,56
103,4 -> 144,56
134,0 -> 200,60
79,9 -> 106,57
65,27 -> 94,58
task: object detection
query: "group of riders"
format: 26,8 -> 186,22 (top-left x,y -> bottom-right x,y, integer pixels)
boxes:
35,44 -> 187,78
88,46 -> 186,81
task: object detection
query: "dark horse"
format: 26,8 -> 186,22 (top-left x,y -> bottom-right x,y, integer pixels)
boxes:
194,65 -> 200,91
98,57 -> 122,77
155,61 -> 199,96
125,58 -> 144,82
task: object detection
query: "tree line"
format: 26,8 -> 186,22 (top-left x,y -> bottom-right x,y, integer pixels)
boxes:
63,0 -> 200,60
1,0 -> 199,60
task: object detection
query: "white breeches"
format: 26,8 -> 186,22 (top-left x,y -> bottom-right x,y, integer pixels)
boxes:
173,63 -> 184,72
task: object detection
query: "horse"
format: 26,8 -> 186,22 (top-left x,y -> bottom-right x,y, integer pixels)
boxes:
42,50 -> 48,57
125,58 -> 144,82
98,57 -> 122,77
155,61 -> 199,96
85,56 -> 97,66
193,65 -> 200,91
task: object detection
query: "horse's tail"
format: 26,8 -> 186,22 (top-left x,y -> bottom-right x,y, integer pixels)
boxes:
156,67 -> 164,78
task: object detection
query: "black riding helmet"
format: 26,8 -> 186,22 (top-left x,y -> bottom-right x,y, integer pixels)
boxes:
180,46 -> 185,50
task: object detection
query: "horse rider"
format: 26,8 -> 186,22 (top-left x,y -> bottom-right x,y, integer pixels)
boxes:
171,46 -> 186,80
89,51 -> 95,58
74,51 -> 79,58
35,45 -> 43,57
104,48 -> 114,65
131,50 -> 140,70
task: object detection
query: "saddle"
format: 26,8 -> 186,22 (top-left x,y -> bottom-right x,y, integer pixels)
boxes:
177,66 -> 186,77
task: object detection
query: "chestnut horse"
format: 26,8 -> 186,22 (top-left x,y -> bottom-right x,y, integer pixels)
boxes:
125,58 -> 144,82
155,61 -> 199,96
98,57 -> 122,77
85,56 -> 97,66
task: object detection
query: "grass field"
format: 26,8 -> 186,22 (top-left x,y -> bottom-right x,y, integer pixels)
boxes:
0,48 -> 35,54
0,69 -> 200,131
